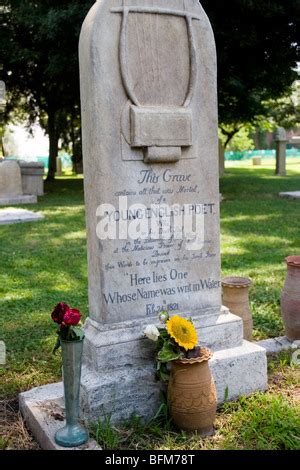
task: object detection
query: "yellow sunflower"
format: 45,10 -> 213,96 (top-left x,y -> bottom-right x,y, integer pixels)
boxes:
166,315 -> 198,351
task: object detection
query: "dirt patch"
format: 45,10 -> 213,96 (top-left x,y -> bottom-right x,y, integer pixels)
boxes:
0,398 -> 40,450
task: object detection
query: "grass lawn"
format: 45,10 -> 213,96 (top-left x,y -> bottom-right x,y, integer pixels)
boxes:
0,160 -> 300,449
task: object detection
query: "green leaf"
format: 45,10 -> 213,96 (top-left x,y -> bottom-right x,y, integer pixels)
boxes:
52,336 -> 61,354
157,341 -> 181,363
72,326 -> 85,340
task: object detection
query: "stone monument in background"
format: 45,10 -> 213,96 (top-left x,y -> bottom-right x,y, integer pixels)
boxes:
275,127 -> 288,176
79,0 -> 267,422
0,160 -> 38,205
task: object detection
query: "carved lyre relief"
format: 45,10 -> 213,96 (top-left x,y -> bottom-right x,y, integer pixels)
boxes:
112,0 -> 201,163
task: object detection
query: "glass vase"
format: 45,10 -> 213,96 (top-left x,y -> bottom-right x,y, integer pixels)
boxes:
55,339 -> 89,447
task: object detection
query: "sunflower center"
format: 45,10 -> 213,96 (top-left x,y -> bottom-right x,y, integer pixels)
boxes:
166,315 -> 198,351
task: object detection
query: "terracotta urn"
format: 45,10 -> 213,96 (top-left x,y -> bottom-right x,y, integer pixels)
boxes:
222,276 -> 253,341
281,256 -> 300,340
167,348 -> 217,436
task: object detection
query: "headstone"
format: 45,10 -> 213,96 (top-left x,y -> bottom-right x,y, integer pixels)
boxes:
78,0 -> 267,423
19,161 -> 45,196
0,160 -> 23,198
275,127 -> 288,176
19,2 -> 267,438
0,160 -> 37,205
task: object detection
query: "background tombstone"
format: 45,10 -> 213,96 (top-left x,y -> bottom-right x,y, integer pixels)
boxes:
0,160 -> 37,205
78,0 -> 267,423
0,160 -> 23,198
218,139 -> 225,176
19,161 -> 45,196
275,127 -> 288,176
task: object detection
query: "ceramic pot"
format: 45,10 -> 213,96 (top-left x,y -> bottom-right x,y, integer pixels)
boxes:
167,348 -> 217,436
55,340 -> 89,447
281,256 -> 300,340
222,276 -> 253,341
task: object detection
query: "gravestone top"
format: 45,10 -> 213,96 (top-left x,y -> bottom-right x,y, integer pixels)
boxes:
80,0 -> 220,325
0,160 -> 23,198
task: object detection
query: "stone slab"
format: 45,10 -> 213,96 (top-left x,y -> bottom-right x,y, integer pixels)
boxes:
19,383 -> 101,451
210,341 -> 267,403
256,336 -> 300,354
0,208 -> 44,224
0,195 -> 37,206
279,191 -> 300,200
19,161 -> 45,196
82,308 -> 244,372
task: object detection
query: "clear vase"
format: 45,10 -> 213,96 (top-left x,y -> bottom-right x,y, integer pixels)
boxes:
55,339 -> 89,447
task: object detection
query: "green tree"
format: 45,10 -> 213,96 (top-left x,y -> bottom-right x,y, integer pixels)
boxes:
1,0 -> 93,179
201,0 -> 299,146
1,0 -> 299,172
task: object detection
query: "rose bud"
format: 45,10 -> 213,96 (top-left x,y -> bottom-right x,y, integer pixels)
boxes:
63,308 -> 81,326
158,310 -> 169,324
51,302 -> 70,324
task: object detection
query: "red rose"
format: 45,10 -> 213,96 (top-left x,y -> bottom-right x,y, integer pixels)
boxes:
63,308 -> 81,326
51,302 -> 70,324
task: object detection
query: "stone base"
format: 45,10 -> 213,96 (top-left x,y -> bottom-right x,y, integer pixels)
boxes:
256,336 -> 300,354
20,309 -> 268,447
80,339 -> 267,423
19,383 -> 101,450
0,195 -> 37,206
0,208 -> 44,224
279,191 -> 300,200
78,308 -> 267,423
82,307 -> 243,373
19,339 -> 267,446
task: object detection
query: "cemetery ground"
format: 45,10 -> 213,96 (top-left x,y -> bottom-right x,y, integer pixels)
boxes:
0,160 -> 299,450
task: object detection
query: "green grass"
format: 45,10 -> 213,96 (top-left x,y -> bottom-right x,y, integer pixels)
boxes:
221,159 -> 300,339
91,393 -> 300,450
91,351 -> 300,450
0,161 -> 300,449
0,177 -> 88,397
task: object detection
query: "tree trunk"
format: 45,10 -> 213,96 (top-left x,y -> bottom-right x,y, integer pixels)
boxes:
46,109 -> 58,181
223,128 -> 240,149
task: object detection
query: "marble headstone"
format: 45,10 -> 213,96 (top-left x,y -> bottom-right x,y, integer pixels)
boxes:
0,160 -> 23,198
78,0 -> 267,422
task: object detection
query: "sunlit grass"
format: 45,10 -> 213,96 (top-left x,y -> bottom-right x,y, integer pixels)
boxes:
0,164 -> 299,449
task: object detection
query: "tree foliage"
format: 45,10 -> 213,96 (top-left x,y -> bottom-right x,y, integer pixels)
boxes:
1,0 -> 299,171
201,0 -> 299,124
1,0 -> 93,178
